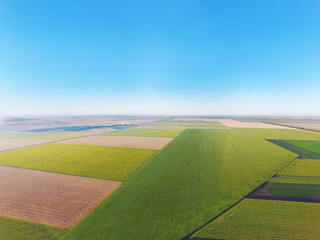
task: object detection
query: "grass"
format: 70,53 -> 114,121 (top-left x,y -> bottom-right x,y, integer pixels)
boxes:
148,120 -> 225,128
0,143 -> 156,181
100,128 -> 183,138
279,159 -> 320,177
194,199 -> 320,240
270,175 -> 320,185
0,216 -> 67,240
268,139 -> 320,158
62,128 -> 320,240
0,132 -> 91,140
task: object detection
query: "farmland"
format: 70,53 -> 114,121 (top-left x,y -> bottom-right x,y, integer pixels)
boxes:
268,139 -> 320,158
0,132 -> 92,140
0,216 -> 67,240
58,135 -> 173,150
271,175 -> 320,185
62,128 -> 320,240
148,120 -> 226,128
100,127 -> 183,138
279,159 -> 320,177
194,199 -> 320,240
0,143 -> 156,181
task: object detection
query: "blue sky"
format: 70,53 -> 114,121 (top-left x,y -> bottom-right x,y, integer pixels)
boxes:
1,0 -> 320,116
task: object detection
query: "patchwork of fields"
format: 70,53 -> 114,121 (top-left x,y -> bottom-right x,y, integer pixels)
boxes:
62,128 -> 320,240
1,119 -> 320,239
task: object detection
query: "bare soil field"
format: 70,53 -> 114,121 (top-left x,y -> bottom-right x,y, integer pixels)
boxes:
216,119 -> 292,129
58,135 -> 173,150
0,138 -> 53,152
0,166 -> 121,228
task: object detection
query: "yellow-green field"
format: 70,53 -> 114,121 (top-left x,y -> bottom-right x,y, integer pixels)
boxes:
100,127 -> 183,138
279,159 -> 320,177
0,216 -> 67,240
0,143 -> 156,181
194,199 -> 320,240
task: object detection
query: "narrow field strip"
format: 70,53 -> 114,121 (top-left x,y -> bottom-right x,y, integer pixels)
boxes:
0,166 -> 121,228
0,143 -> 156,181
100,127 -> 183,138
58,135 -> 173,150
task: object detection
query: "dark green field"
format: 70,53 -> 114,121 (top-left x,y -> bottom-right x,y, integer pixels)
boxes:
250,182 -> 320,202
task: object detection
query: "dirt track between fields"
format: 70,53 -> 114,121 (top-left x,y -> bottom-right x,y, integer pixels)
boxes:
58,135 -> 173,150
0,166 -> 121,228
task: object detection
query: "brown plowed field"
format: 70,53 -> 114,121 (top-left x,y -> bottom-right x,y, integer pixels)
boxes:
58,135 -> 173,150
0,138 -> 53,152
0,166 -> 121,228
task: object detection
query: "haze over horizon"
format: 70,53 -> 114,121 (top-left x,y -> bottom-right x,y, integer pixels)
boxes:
1,0 -> 320,117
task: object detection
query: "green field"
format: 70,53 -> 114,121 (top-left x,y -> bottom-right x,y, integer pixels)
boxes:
253,182 -> 320,200
148,120 -> 225,128
268,139 -> 320,158
62,128 -> 320,240
194,199 -> 320,239
0,216 -> 67,240
100,128 -> 183,138
271,175 -> 320,185
0,143 -> 156,181
0,132 -> 91,140
279,159 -> 320,177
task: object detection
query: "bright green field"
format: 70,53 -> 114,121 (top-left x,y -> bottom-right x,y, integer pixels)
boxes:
195,199 -> 320,240
287,140 -> 320,155
279,159 -> 320,177
0,132 -> 91,140
0,143 -> 156,181
271,175 -> 320,185
100,128 -> 183,138
63,128 -> 320,240
0,216 -> 67,240
148,120 -> 225,128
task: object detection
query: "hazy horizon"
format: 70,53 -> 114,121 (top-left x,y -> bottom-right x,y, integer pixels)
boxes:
1,0 -> 320,117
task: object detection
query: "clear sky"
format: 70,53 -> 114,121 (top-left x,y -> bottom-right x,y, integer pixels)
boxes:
1,0 -> 320,117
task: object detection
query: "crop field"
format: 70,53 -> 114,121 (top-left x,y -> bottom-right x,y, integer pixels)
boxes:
58,135 -> 173,150
148,120 -> 226,128
268,139 -> 320,158
0,216 -> 67,240
279,159 -> 320,177
0,132 -> 92,140
0,138 -> 53,151
62,128 -> 320,240
194,199 -> 320,240
249,182 -> 320,203
0,166 -> 121,228
271,175 -> 320,185
100,127 -> 183,138
0,143 -> 156,181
